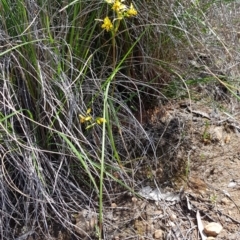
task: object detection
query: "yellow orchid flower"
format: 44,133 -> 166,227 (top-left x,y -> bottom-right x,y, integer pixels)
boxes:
112,0 -> 127,13
96,117 -> 107,125
79,114 -> 92,123
79,114 -> 86,123
101,16 -> 114,32
126,3 -> 137,17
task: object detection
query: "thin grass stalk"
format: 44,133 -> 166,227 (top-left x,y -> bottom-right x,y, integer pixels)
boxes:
57,132 -> 99,193
0,40 -> 45,57
98,80 -> 110,239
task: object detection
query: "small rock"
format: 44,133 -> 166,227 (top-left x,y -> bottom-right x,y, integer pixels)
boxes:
206,237 -> 215,240
224,135 -> 231,144
228,181 -> 236,188
154,229 -> 163,239
170,213 -> 177,221
111,203 -> 117,208
210,126 -> 223,142
132,197 -> 138,203
221,197 -> 230,205
204,222 -> 223,237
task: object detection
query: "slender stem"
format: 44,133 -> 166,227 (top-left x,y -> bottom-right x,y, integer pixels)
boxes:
99,81 -> 110,240
111,31 -> 116,96
112,30 -> 116,69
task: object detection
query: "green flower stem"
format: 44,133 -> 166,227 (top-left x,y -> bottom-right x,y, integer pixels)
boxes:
111,31 -> 117,96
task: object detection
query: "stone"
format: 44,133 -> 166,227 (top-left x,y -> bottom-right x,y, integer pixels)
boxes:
221,197 -> 230,205
111,202 -> 117,208
204,222 -> 223,237
170,213 -> 177,221
132,197 -> 138,203
154,229 -> 163,239
211,126 -> 223,142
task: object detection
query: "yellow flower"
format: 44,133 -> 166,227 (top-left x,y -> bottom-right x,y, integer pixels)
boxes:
96,117 -> 107,125
85,116 -> 92,121
101,16 -> 113,31
126,3 -> 137,17
79,114 -> 92,123
112,0 -> 127,13
79,114 -> 86,123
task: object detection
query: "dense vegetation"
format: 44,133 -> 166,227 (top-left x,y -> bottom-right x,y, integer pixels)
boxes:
0,0 -> 239,239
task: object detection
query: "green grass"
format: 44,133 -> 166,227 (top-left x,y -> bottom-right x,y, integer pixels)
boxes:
0,0 -> 240,239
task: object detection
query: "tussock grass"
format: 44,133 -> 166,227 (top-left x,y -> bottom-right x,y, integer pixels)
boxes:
0,0 -> 240,239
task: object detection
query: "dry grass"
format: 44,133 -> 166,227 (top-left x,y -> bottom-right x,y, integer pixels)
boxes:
0,0 -> 239,239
